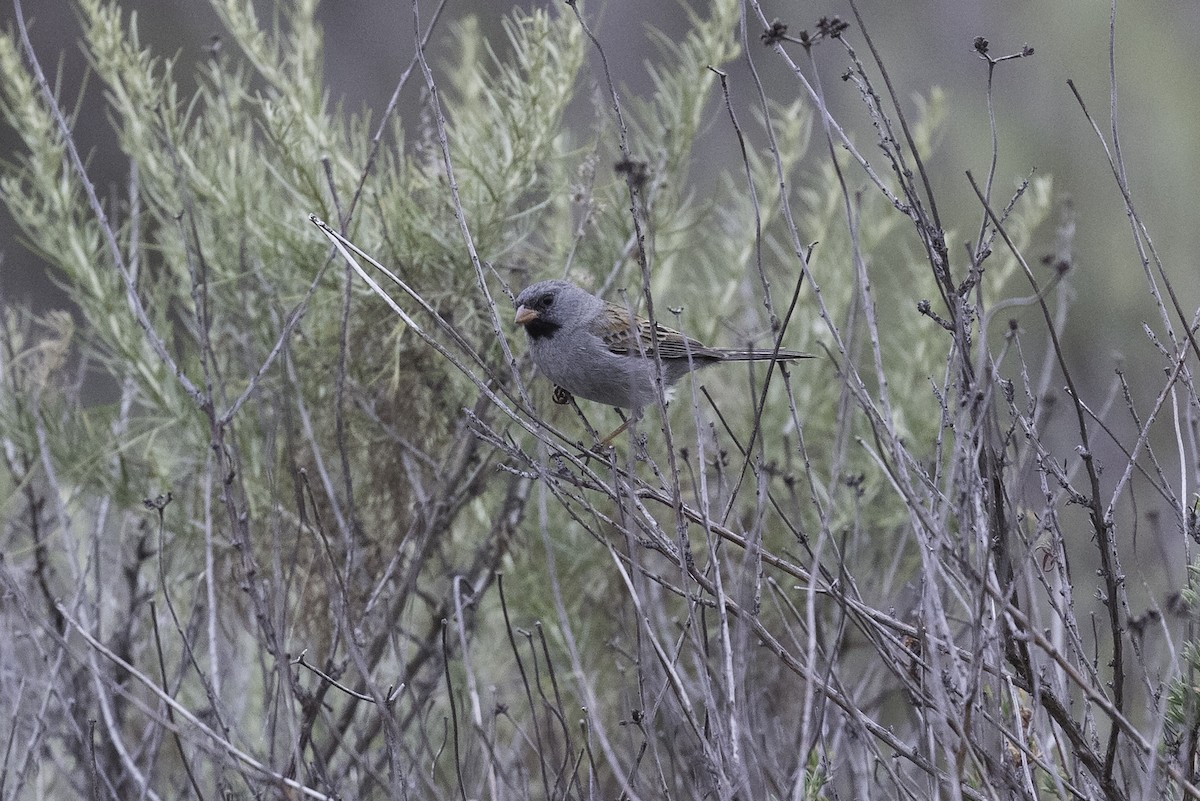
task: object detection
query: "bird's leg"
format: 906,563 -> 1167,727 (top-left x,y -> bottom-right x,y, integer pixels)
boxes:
573,411 -> 634,459
595,414 -> 633,448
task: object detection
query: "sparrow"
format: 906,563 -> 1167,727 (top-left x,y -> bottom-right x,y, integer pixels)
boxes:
514,279 -> 812,416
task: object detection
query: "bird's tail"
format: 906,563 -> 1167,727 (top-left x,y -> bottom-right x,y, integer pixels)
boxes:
718,349 -> 815,361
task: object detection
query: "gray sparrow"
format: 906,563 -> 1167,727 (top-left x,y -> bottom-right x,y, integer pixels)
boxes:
514,280 -> 812,418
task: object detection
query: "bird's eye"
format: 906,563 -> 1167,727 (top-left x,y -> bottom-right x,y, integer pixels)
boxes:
539,293 -> 554,309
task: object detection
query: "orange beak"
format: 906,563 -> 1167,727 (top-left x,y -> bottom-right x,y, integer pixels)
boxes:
515,306 -> 538,326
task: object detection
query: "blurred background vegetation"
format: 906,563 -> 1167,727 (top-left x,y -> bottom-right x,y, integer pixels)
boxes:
0,0 -> 1197,798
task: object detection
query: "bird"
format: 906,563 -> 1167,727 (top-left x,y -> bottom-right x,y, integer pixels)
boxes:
513,279 -> 812,441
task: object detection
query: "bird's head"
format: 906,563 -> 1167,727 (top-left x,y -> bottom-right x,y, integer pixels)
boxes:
514,280 -> 593,340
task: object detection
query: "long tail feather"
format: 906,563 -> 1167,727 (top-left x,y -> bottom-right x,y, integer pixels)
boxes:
717,349 -> 815,361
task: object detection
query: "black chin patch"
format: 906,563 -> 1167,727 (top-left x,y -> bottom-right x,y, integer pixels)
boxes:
523,318 -> 561,340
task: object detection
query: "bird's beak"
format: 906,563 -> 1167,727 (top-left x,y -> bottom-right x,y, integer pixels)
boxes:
514,305 -> 538,326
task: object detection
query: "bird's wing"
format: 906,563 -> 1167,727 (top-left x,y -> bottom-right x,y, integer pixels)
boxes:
595,301 -> 718,359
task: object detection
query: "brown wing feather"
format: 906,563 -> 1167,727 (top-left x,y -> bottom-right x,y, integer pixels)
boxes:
594,300 -> 815,361
595,301 -> 720,359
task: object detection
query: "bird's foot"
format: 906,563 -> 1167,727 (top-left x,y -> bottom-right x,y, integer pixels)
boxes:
573,440 -> 616,461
